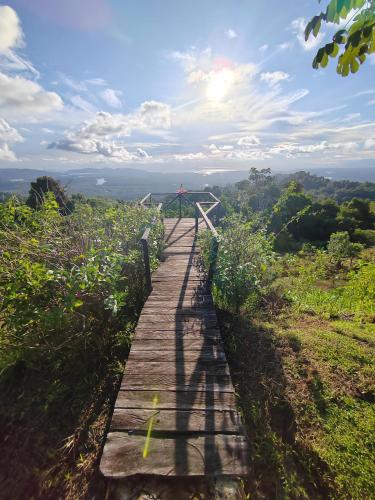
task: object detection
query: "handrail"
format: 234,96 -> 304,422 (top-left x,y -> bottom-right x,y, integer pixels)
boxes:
139,202 -> 164,295
195,202 -> 219,285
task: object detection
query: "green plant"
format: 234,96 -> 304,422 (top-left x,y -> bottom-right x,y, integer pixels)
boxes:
305,0 -> 375,76
200,215 -> 274,313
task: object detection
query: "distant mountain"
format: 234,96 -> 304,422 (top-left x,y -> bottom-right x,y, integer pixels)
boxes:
0,167 -> 248,200
0,165 -> 374,200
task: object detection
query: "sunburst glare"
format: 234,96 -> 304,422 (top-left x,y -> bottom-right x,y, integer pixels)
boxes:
206,68 -> 235,101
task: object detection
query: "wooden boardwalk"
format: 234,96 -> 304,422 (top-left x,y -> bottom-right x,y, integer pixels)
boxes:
100,218 -> 249,478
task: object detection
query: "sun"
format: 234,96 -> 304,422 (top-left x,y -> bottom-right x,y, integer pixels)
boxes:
206,68 -> 234,102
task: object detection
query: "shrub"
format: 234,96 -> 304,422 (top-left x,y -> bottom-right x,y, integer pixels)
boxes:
199,215 -> 274,313
0,195 -> 163,381
352,229 -> 375,247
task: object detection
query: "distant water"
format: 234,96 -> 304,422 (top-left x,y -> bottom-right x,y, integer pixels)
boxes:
96,178 -> 107,186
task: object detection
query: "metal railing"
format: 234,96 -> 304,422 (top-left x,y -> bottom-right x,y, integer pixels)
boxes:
139,190 -> 221,293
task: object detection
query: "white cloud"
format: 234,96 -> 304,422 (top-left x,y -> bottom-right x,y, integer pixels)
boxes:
225,29 -> 238,40
0,72 -> 63,121
260,71 -> 290,88
70,95 -> 96,113
0,117 -> 24,160
85,77 -> 108,86
259,44 -> 269,52
47,101 -> 171,161
278,42 -> 293,51
0,5 -> 24,52
174,152 -> 206,161
290,17 -> 325,51
368,99 -> 375,106
0,5 -> 39,77
42,127 -> 54,134
237,135 -> 261,146
100,88 -> 123,108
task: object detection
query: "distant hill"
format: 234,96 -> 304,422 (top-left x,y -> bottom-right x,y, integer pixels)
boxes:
0,165 -> 374,200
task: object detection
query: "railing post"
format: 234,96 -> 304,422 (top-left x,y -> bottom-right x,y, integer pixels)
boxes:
141,228 -> 152,295
195,204 -> 199,232
179,194 -> 182,219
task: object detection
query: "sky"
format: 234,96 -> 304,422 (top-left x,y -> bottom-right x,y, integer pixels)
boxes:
0,0 -> 374,173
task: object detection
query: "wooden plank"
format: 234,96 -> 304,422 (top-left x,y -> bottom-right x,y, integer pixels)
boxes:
133,328 -> 221,339
100,433 -> 249,477
130,338 -> 222,351
128,348 -> 226,363
110,409 -> 242,433
135,322 -> 219,332
124,359 -> 229,375
138,313 -> 217,322
121,374 -> 234,392
115,390 -> 235,410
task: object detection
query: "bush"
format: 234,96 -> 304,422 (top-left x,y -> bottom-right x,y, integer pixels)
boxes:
352,229 -> 375,247
199,215 -> 274,313
0,195 -> 163,383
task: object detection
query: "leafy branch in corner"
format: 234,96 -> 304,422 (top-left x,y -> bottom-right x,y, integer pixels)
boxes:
305,0 -> 375,76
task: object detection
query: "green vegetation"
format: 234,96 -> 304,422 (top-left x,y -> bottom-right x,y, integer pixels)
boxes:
0,190 -> 163,498
1,169 -> 374,499
305,0 -> 375,76
199,169 -> 375,499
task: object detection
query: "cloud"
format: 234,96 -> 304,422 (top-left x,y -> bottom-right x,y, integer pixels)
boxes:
174,152 -> 206,161
290,17 -> 325,51
100,88 -> 123,108
259,44 -> 269,52
237,135 -> 261,146
85,77 -> 107,86
0,117 -> 24,160
278,42 -> 293,51
269,140 -> 360,158
368,99 -> 375,106
225,29 -> 238,40
0,72 -> 63,121
0,5 -> 39,77
70,95 -> 96,113
260,71 -> 290,88
0,5 -> 24,52
47,101 -> 171,161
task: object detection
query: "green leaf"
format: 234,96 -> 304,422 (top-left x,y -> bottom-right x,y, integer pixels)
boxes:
350,58 -> 359,73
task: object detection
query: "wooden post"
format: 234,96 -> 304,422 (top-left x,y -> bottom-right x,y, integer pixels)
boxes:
195,204 -> 199,232
141,228 -> 152,294
179,194 -> 182,219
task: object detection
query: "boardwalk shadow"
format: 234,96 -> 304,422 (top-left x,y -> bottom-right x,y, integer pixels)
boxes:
168,220 -> 231,476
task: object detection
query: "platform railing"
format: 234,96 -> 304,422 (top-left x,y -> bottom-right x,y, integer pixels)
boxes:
140,190 -> 221,291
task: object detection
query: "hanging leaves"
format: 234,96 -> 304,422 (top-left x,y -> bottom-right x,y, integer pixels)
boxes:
305,0 -> 375,76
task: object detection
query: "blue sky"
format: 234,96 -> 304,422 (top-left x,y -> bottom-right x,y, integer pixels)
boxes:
0,0 -> 374,173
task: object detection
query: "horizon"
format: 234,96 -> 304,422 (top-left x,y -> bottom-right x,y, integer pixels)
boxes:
0,1 -> 374,175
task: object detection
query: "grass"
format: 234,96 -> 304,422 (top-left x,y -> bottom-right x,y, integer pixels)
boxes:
219,308 -> 375,500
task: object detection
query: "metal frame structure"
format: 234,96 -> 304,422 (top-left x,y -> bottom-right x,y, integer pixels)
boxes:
139,190 -> 221,294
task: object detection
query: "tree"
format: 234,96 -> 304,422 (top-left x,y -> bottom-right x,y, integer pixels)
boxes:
26,176 -> 72,214
305,0 -> 375,76
236,168 -> 281,214
327,231 -> 363,268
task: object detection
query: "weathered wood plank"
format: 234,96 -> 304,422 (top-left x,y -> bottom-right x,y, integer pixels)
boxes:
121,373 -> 234,392
133,328 -> 221,339
100,433 -> 250,477
110,409 -> 242,433
124,361 -> 229,375
116,390 -> 235,410
128,348 -> 226,363
130,338 -> 222,351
